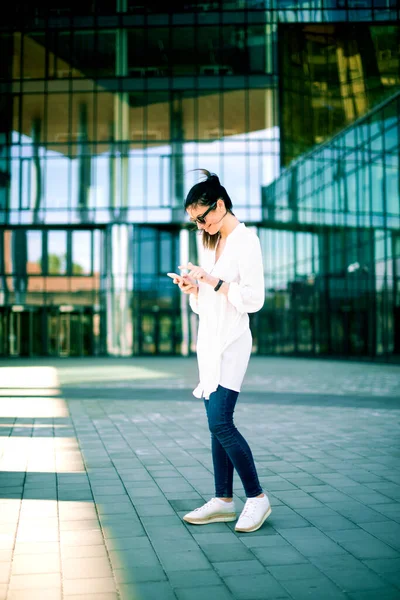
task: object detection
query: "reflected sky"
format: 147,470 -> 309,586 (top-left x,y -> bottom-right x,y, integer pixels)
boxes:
10,128 -> 280,223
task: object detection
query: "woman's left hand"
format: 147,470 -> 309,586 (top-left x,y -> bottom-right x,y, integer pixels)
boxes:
179,262 -> 211,284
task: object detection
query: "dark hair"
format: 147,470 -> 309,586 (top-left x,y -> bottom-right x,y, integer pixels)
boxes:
184,169 -> 234,249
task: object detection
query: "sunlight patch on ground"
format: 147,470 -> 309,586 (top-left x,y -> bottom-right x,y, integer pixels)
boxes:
57,364 -> 175,385
0,438 -> 84,472
0,397 -> 69,418
0,367 -> 59,388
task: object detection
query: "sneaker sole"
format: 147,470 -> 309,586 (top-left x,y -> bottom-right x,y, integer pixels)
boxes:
183,513 -> 237,525
234,506 -> 272,533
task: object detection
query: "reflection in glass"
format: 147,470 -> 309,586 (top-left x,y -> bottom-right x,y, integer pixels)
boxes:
280,23 -> 400,165
27,231 -> 42,274
48,230 -> 67,274
23,33 -> 46,80
72,231 -> 92,275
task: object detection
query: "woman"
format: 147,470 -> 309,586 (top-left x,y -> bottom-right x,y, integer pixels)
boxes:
172,170 -> 271,533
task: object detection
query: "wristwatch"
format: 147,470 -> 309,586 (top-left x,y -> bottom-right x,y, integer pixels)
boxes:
214,279 -> 224,292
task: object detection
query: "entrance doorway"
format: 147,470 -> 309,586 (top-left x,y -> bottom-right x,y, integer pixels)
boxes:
0,307 -> 42,356
0,306 -> 100,357
47,307 -> 94,357
139,311 -> 180,355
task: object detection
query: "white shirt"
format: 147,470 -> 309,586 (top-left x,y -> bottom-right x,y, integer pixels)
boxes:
189,223 -> 265,399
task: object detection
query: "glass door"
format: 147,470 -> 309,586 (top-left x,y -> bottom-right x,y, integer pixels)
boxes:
141,314 -> 157,354
47,309 -> 94,356
9,311 -> 21,356
139,312 -> 177,355
59,314 -> 70,357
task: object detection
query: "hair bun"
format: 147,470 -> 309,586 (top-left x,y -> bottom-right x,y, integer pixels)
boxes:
206,173 -> 220,187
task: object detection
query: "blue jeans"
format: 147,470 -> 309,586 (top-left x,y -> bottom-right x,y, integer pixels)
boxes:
204,385 -> 263,499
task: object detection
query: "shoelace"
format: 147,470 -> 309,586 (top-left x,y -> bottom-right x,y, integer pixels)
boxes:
193,498 -> 217,513
240,500 -> 258,518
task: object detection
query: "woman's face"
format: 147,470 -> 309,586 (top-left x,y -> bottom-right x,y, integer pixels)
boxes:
187,199 -> 227,235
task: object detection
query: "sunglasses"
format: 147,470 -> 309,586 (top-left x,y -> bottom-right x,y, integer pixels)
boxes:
190,202 -> 217,225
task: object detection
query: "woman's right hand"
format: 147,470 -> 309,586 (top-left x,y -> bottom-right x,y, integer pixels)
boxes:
178,275 -> 198,297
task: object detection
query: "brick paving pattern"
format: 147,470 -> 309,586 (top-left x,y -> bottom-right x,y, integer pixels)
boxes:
0,357 -> 399,599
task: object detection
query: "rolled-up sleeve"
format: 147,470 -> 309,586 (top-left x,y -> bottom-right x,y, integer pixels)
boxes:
227,233 -> 265,314
189,293 -> 200,314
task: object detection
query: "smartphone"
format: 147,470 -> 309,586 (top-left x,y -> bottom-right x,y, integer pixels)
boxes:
167,272 -> 182,280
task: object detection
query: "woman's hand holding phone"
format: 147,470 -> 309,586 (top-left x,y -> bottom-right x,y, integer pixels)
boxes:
167,272 -> 198,297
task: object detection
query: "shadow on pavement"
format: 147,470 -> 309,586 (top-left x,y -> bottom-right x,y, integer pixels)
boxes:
56,385 -> 400,410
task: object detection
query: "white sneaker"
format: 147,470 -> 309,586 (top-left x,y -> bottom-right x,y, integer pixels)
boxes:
235,494 -> 272,533
183,498 -> 237,525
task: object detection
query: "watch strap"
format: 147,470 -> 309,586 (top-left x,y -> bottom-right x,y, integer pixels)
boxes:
214,279 -> 224,292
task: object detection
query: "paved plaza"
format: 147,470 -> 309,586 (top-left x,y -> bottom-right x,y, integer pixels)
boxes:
0,356 -> 400,600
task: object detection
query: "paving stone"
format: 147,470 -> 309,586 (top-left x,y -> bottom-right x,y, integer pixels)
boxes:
62,556 -> 113,579
266,563 -> 324,581
251,545 -> 309,567
175,586 -> 233,600
11,553 -> 60,575
63,577 -> 117,596
114,566 -> 167,583
118,581 -> 177,600
2,357 -> 400,600
324,567 -> 390,592
7,590 -> 62,600
223,573 -> 289,599
0,563 -> 10,584
8,573 -> 61,590
214,560 -> 266,577
363,557 -> 400,575
280,576 -> 347,599
168,569 -> 223,588
326,529 -> 400,559
347,588 -> 400,600
360,520 -> 400,550
63,595 -> 119,600
159,549 -> 212,571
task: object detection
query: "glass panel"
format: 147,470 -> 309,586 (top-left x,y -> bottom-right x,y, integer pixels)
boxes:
48,231 -> 67,274
47,95 -> 70,147
1,33 -> 20,80
23,33 -> 46,80
139,228 -> 157,275
49,31 -> 73,79
45,158 -> 70,211
72,94 -> 94,143
279,23 -> 400,165
159,315 -> 173,353
223,90 -> 245,138
93,229 -> 101,278
71,31 -> 96,79
70,314 -> 82,356
172,27 -> 195,76
3,231 -> 13,274
27,231 -> 42,274
221,26 -> 245,75
21,95 -> 45,144
72,231 -> 92,275
96,93 -> 114,144
248,26 -> 267,74
160,231 -> 173,275
197,27 -> 221,75
141,314 -> 156,354
147,92 -> 170,141
146,28 -> 170,77
198,93 -> 221,140
59,314 -> 70,356
97,31 -> 116,78
127,29 -> 146,76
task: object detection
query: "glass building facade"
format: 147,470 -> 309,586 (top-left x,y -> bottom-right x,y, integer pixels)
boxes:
0,1 -> 399,359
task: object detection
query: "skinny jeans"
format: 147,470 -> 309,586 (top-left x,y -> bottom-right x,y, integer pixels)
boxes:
204,385 -> 263,498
